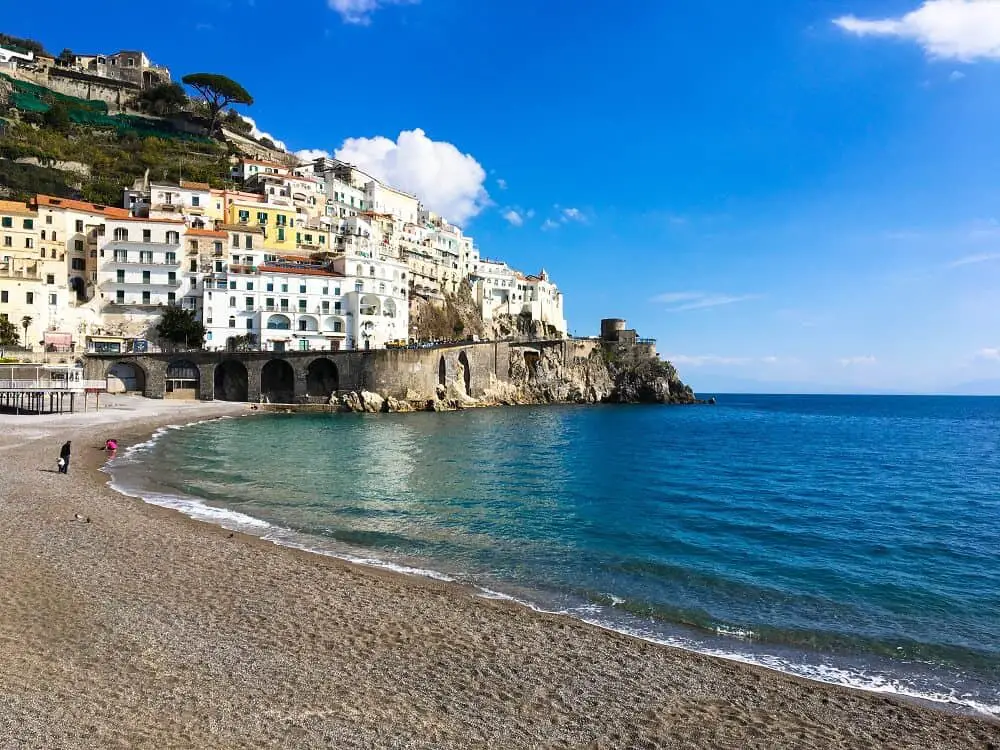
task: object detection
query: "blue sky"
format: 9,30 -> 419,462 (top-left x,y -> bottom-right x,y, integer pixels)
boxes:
8,0 -> 1000,393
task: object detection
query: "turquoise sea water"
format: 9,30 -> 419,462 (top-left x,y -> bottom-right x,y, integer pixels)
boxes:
109,396 -> 1000,716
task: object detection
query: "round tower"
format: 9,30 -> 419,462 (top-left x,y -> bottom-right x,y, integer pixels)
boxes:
601,318 -> 626,341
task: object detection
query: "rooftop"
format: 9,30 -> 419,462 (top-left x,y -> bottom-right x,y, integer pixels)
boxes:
35,195 -> 130,218
0,200 -> 36,217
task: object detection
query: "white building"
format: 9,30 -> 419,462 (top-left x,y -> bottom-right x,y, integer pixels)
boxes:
124,179 -> 213,227
202,247 -> 409,353
96,218 -> 190,337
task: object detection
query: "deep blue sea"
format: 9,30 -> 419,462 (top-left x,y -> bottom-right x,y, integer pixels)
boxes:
109,395 -> 1000,716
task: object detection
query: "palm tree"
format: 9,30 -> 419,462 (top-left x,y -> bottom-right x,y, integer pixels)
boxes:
20,316 -> 32,351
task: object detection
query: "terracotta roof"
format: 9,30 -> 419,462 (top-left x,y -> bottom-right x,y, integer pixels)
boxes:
110,216 -> 186,225
35,195 -> 130,218
0,200 -> 36,217
258,264 -> 342,278
179,180 -> 211,191
186,228 -> 227,238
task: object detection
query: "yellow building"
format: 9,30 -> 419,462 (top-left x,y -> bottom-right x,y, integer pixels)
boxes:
0,200 -> 45,350
226,198 -> 298,254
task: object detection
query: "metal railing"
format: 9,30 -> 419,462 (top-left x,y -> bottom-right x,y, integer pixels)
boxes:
0,379 -> 107,390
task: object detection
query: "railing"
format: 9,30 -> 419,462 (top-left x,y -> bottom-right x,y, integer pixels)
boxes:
0,379 -> 107,390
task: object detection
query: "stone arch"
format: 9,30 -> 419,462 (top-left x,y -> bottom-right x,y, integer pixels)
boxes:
214,360 -> 249,402
261,359 -> 295,403
458,350 -> 472,396
107,361 -> 146,394
438,355 -> 446,387
165,359 -> 200,399
306,358 -> 339,400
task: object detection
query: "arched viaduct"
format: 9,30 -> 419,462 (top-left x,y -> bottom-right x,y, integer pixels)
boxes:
83,340 -> 576,403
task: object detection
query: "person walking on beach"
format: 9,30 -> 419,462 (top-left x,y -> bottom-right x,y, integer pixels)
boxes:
58,440 -> 71,474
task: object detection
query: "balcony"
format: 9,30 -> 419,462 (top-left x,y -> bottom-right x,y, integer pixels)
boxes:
102,278 -> 183,288
107,255 -> 180,268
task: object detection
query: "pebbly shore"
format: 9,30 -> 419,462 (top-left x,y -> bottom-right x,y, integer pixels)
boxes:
0,397 -> 997,749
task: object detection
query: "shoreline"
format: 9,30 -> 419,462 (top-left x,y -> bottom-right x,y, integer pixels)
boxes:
1,399 -> 997,748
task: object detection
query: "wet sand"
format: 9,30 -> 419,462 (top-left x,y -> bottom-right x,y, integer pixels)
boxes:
0,397 -> 997,749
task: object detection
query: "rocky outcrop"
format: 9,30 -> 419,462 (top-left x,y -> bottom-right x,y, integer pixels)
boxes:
334,341 -> 698,413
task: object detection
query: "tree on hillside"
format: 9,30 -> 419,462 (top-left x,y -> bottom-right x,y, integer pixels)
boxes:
42,103 -> 71,132
136,83 -> 188,117
222,109 -> 252,135
58,48 -> 75,63
155,306 -> 205,349
181,73 -> 253,136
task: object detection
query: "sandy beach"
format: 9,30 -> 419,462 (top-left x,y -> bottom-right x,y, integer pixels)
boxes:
0,397 -> 997,749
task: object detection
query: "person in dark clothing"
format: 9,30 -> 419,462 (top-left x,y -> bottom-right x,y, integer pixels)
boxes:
58,441 -> 71,474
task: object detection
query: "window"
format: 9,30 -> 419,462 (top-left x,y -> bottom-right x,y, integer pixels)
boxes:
142,271 -> 151,284
192,196 -> 200,207
379,283 -> 385,293
114,250 -> 127,263
114,228 -> 128,241
333,320 -> 343,333
246,319 -> 254,330
117,270 -> 125,283
299,284 -> 306,294
143,229 -> 152,243
247,281 -> 254,291
238,210 -> 250,223
277,227 -> 285,242
40,248 -> 46,258
51,231 -> 57,241
232,234 -> 240,249
245,296 -> 253,310
22,219 -> 32,229
41,230 -> 46,240
322,286 -> 329,295
280,299 -> 289,311
355,281 -> 363,293
257,212 -> 268,224
142,291 -> 151,304
299,339 -> 309,351
281,284 -> 288,293
48,293 -> 57,305
140,251 -> 153,263
298,300 -> 307,312
321,301 -> 330,313
75,220 -> 83,232
25,292 -> 33,304
45,215 -> 52,225
215,261 -> 224,272
189,240 -> 198,252
168,272 -> 177,284
266,297 -> 275,309
0,291 -> 6,303
165,252 -> 176,264
116,290 -> 124,304
25,238 -> 33,249
167,292 -> 176,304
190,259 -> 197,272
229,317 -> 236,328
229,281 -> 237,290
334,287 -> 340,296
369,266 -> 375,277
298,319 -> 308,331
266,282 -> 274,292
71,258 -> 84,270
74,239 -> 84,252
166,231 -> 179,244
246,236 -> 253,250
229,296 -> 236,307
214,241 -> 223,254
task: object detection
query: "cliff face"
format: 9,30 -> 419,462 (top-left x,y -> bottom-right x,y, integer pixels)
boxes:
334,341 -> 697,413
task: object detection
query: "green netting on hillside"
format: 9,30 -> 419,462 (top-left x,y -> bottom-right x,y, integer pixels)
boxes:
0,74 -> 108,114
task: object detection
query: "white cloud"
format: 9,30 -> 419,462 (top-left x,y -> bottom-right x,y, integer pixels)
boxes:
976,347 -> 1000,360
328,0 -> 416,25
294,148 -> 330,163
541,219 -> 560,231
526,209 -> 536,219
950,69 -> 967,79
948,251 -> 1000,267
650,291 -> 761,312
238,115 -> 287,152
834,1 -> 1000,61
561,207 -> 585,223
334,129 -> 489,224
502,210 -> 524,227
496,178 -> 508,190
838,355 -> 877,367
